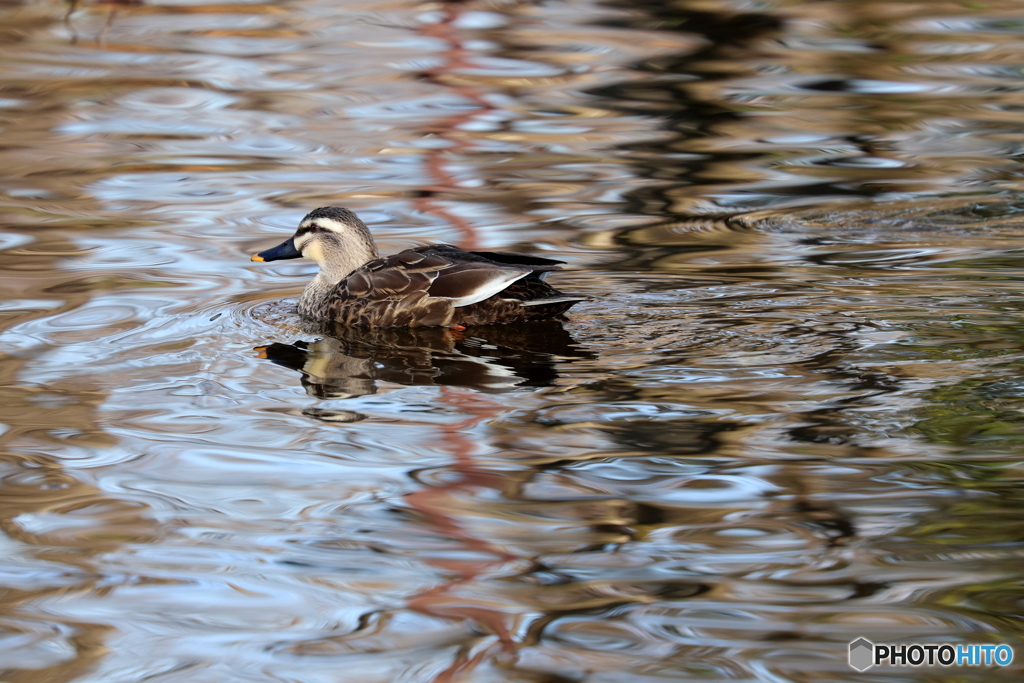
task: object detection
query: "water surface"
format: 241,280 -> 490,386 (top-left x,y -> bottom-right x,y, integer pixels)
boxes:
2,1 -> 1024,681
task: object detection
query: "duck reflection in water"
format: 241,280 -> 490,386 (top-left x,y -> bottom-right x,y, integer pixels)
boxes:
256,320 -> 594,421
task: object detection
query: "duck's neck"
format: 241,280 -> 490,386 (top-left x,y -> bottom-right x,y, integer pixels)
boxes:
297,241 -> 378,319
297,273 -> 340,319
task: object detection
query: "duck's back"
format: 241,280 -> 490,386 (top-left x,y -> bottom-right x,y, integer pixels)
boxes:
327,245 -> 586,328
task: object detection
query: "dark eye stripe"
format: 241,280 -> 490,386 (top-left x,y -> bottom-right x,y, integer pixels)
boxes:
295,225 -> 328,238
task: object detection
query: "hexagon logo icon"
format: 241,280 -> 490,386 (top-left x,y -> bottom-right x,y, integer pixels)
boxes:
849,638 -> 874,671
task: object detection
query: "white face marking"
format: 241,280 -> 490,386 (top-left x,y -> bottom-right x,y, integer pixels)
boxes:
294,232 -> 313,252
295,217 -> 348,256
302,239 -> 326,266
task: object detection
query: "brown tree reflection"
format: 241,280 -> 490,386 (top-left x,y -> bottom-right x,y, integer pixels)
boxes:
0,217 -> 162,683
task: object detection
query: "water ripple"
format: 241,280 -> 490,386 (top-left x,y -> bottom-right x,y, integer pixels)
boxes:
2,1 -> 1024,682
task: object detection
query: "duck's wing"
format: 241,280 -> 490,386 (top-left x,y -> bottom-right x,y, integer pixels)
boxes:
415,244 -> 566,274
330,246 -> 582,327
341,250 -> 449,301
468,250 -> 566,273
346,248 -> 528,296
427,262 -> 532,306
341,248 -> 531,307
332,252 -> 453,327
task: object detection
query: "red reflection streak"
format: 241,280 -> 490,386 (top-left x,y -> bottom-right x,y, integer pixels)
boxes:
65,0 -> 142,47
428,640 -> 500,683
404,387 -> 517,649
408,5 -> 525,678
414,3 -> 498,251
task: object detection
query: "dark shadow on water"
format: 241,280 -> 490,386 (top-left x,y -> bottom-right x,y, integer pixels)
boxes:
256,321 -> 595,414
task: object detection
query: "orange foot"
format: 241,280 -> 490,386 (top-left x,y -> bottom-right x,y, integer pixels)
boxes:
449,324 -> 467,331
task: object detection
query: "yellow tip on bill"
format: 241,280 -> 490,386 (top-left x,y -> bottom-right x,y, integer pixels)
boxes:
250,254 -> 265,262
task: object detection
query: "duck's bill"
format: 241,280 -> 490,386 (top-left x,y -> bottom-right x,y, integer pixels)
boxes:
251,238 -> 301,262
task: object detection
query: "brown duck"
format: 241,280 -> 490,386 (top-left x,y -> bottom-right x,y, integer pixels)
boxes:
250,207 -> 588,328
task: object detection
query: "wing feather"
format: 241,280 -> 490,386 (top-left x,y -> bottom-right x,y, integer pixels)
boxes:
332,244 -> 571,326
428,263 -> 530,306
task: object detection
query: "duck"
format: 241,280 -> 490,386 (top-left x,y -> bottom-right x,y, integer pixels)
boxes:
250,207 -> 588,328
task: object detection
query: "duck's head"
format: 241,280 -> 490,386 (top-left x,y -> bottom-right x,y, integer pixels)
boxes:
251,207 -> 380,279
